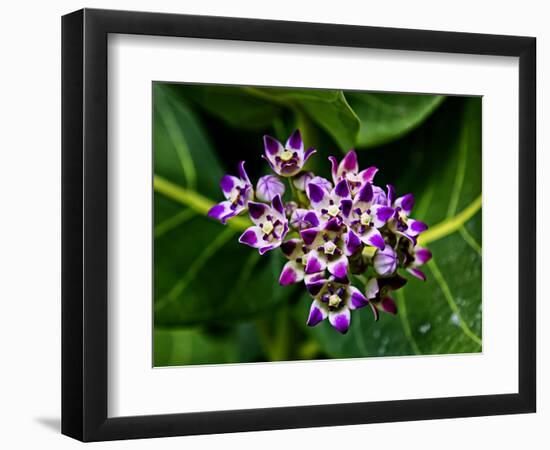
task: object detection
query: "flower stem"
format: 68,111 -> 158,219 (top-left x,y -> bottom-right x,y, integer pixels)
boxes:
418,195 -> 481,245
154,175 -> 251,231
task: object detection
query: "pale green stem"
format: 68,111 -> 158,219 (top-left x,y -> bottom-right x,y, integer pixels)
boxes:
154,175 -> 251,231
418,195 -> 481,246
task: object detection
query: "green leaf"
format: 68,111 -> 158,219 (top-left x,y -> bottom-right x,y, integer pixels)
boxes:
346,92 -> 445,148
171,84 -> 283,131
154,323 -> 265,366
296,96 -> 482,357
256,87 -> 360,151
153,83 -> 293,327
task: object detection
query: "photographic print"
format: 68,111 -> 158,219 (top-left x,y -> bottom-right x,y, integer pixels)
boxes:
153,83 -> 482,367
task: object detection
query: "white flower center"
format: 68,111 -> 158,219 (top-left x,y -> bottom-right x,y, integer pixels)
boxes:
262,220 -> 274,235
360,212 -> 371,226
328,294 -> 342,308
328,204 -> 340,217
324,241 -> 337,255
280,150 -> 293,161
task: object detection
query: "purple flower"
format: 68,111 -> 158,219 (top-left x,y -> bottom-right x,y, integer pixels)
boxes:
290,208 -> 319,230
256,174 -> 285,202
305,276 -> 370,334
299,223 -> 360,280
384,186 -> 428,243
208,161 -> 253,224
373,246 -> 398,277
329,150 -> 378,194
366,275 -> 408,321
238,194 -> 288,254
404,245 -> 432,281
278,238 -> 307,286
305,179 -> 353,226
263,130 -> 316,177
371,185 -> 388,205
293,172 -> 333,192
344,182 -> 394,250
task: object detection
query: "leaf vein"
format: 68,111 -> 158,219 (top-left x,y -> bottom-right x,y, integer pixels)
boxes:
427,259 -> 482,347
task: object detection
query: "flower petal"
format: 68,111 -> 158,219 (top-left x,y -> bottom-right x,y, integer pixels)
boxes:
259,243 -> 278,255
207,200 -> 237,224
407,219 -> 428,236
340,199 -> 353,218
380,296 -> 398,315
307,182 -> 330,209
387,184 -> 396,206
263,135 -> 284,156
220,175 -> 241,195
329,308 -> 351,334
271,194 -> 285,216
414,247 -> 433,265
333,179 -> 351,200
371,205 -> 394,227
395,194 -> 415,215
373,246 -> 397,276
348,286 -> 369,310
238,160 -> 251,184
280,238 -> 302,259
328,156 -> 339,183
310,176 -> 332,192
372,185 -> 387,205
279,260 -> 305,285
256,175 -> 285,202
300,227 -> 321,246
360,166 -> 378,183
340,150 -> 358,174
285,129 -> 304,154
304,211 -> 320,227
303,147 -> 317,164
344,229 -> 362,256
238,226 -> 264,249
327,254 -> 348,279
305,249 -> 327,274
360,227 -> 385,250
247,201 -> 269,225
407,267 -> 427,281
291,209 -> 314,230
364,277 -> 379,299
305,273 -> 327,296
323,217 -> 342,233
307,300 -> 328,327
356,182 -> 373,204
261,153 -> 276,170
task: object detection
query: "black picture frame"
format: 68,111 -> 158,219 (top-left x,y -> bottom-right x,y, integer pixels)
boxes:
61,8 -> 536,442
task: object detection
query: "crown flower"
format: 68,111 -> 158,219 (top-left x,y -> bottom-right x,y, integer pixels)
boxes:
208,161 -> 253,224
210,130 -> 431,334
262,130 -> 316,177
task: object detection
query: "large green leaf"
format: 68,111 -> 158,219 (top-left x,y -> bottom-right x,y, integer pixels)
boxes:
172,84 -> 283,131
153,83 -> 294,328
262,88 -> 360,151
173,85 -> 444,153
346,92 -> 445,148
294,96 -> 482,357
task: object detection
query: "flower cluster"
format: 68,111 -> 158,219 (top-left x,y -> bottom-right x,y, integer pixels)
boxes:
208,130 -> 432,334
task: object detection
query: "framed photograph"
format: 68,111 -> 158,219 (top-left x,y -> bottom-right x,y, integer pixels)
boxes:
61,8 -> 536,441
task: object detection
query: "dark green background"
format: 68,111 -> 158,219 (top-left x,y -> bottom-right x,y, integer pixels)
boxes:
153,83 -> 482,366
